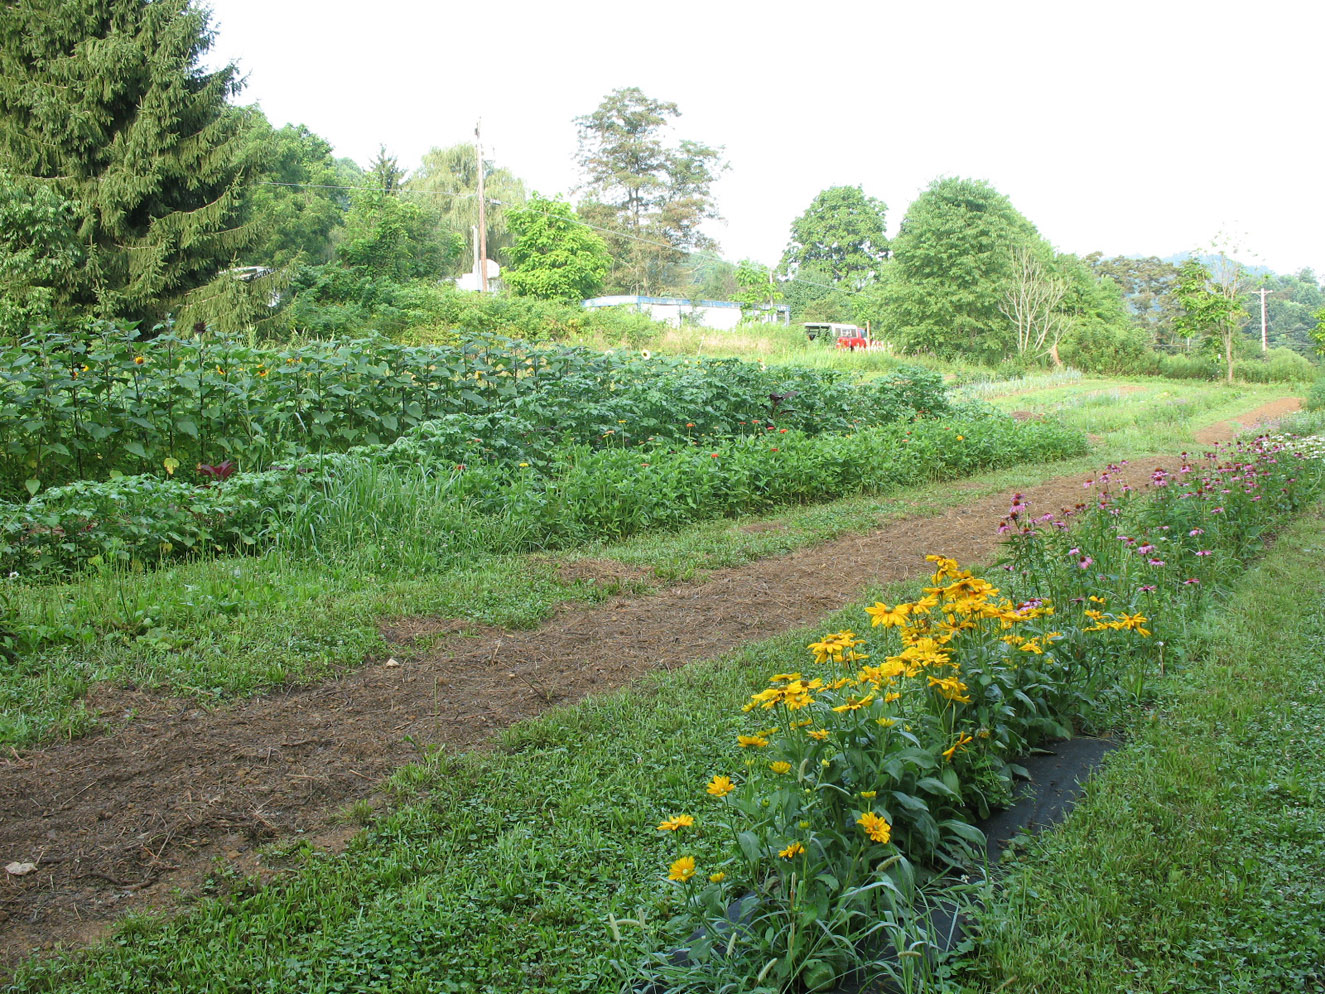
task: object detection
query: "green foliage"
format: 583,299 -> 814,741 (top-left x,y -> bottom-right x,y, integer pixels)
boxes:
0,319 -> 956,496
1312,305 -> 1325,356
575,87 -> 726,295
1235,267 -> 1323,356
0,172 -> 85,339
1174,258 -> 1250,385
1056,254 -> 1152,373
0,0 -> 267,331
958,502 -> 1325,993
1305,374 -> 1325,411
732,258 -> 782,311
1084,253 -> 1183,347
281,186 -> 460,335
0,337 -> 1088,578
241,116 -> 361,270
406,143 -> 527,270
778,185 -> 888,291
505,195 -> 612,301
880,178 -> 1041,363
1235,347 -> 1317,384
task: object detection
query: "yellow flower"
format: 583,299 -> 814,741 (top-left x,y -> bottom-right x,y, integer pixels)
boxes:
857,811 -> 892,844
942,733 -> 975,762
831,693 -> 876,713
518,462 -> 530,468
668,856 -> 696,882
133,355 -> 145,365
1117,612 -> 1152,636
708,872 -> 726,883
859,790 -> 877,799
769,761 -> 792,775
737,734 -> 769,749
706,775 -> 736,797
657,814 -> 695,832
865,601 -> 911,627
778,841 -> 806,859
927,675 -> 972,703
806,728 -> 829,741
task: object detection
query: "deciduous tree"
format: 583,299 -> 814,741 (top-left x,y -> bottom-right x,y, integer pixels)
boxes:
999,246 -> 1069,364
407,143 -> 527,271
505,194 -> 611,301
779,186 -> 888,290
1174,256 -> 1249,385
575,87 -> 726,295
880,177 -> 1039,363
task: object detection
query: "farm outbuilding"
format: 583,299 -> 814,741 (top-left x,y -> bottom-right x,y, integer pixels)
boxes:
581,295 -> 790,330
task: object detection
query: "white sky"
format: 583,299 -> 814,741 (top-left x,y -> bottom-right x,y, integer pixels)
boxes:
205,0 -> 1323,277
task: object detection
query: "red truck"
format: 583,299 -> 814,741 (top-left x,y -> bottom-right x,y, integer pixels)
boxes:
803,322 -> 871,350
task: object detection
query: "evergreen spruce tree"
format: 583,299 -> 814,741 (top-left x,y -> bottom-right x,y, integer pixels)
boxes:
0,0 -> 266,331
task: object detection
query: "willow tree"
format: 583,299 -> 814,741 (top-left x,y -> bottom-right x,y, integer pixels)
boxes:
405,143 -> 526,272
0,0 -> 267,331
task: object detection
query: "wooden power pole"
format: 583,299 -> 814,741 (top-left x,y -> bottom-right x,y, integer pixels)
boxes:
475,122 -> 488,293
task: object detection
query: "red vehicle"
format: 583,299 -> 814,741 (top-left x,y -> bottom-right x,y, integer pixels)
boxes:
803,322 -> 871,350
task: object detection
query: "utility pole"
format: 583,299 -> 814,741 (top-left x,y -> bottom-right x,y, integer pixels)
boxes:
475,121 -> 488,293
1252,286 -> 1271,352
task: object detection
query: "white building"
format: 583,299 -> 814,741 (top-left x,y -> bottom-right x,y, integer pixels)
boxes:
581,295 -> 790,330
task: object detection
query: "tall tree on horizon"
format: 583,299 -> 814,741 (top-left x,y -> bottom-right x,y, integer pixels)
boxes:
574,87 -> 726,295
881,177 -> 1041,363
0,0 -> 269,332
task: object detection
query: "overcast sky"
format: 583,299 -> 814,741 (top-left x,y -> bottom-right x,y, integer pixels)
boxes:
205,0 -> 1322,277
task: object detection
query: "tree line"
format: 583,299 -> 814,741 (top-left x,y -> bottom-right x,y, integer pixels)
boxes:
2,0 -> 1321,378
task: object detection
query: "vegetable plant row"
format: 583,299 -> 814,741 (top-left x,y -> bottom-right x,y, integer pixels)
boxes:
1,324 -> 949,497
0,407 -> 1086,583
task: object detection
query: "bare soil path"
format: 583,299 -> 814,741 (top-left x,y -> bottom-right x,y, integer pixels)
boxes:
0,397 -> 1302,966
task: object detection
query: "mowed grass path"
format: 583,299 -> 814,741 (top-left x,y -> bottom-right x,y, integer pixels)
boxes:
954,503 -> 1325,993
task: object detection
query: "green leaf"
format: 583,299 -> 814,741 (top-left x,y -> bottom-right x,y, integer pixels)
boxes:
917,776 -> 960,799
23,478 -> 39,497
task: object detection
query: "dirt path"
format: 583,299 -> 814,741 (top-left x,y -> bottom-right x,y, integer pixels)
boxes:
0,398 -> 1301,965
1193,396 -> 1302,445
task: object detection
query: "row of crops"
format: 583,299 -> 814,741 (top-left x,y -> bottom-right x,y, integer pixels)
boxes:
2,324 -> 948,497
0,325 -> 1087,582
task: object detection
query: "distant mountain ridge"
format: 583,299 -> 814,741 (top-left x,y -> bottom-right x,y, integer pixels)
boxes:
1161,252 -> 1276,279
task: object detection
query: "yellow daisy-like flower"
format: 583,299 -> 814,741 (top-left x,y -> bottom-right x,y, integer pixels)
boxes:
831,693 -> 876,713
778,841 -> 806,860
657,814 -> 695,832
927,675 -> 972,703
859,790 -> 877,799
769,761 -> 792,775
737,734 -> 769,749
133,355 -> 145,365
942,733 -> 975,762
669,856 -> 696,882
806,728 -> 829,741
865,601 -> 911,628
709,872 -> 726,883
706,775 -> 736,797
857,811 -> 892,844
